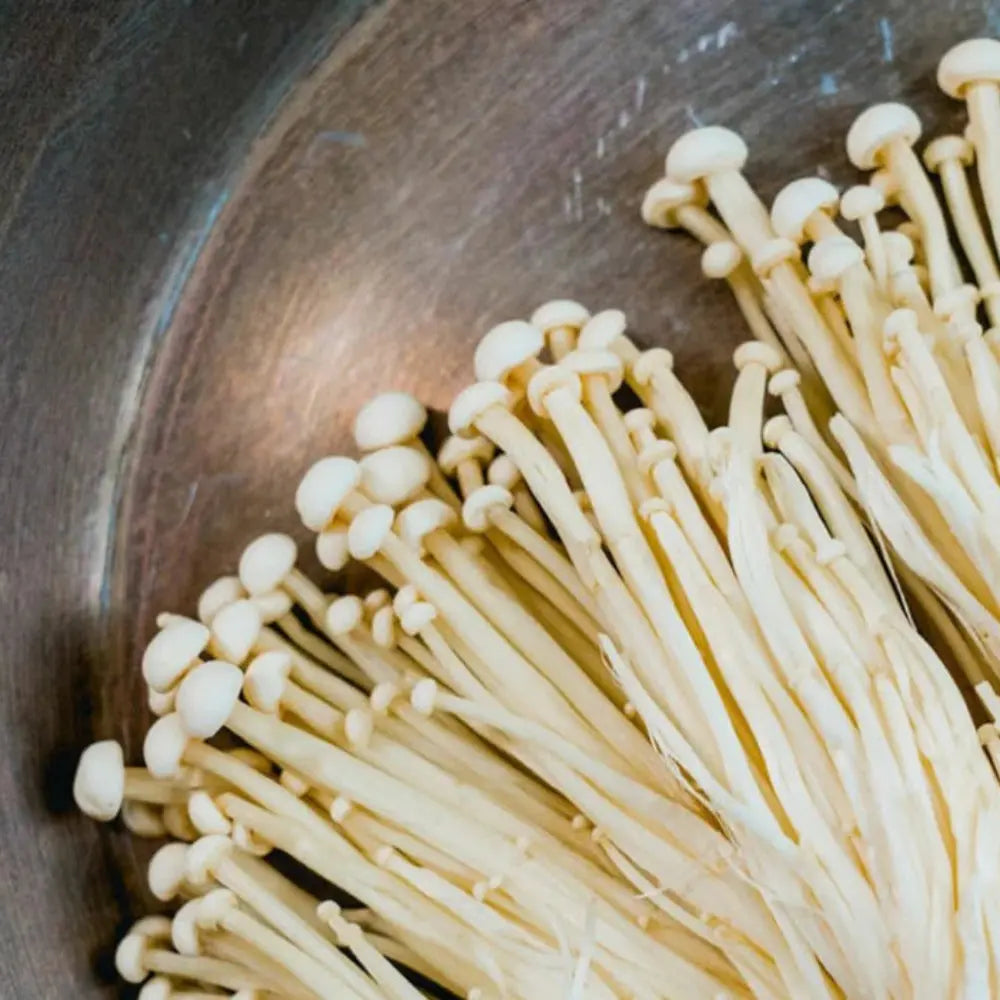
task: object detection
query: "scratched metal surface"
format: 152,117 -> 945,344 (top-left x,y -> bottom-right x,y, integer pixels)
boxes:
3,0 -> 1000,994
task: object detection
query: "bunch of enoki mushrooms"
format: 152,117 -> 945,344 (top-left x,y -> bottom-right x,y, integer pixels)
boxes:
73,37 -> 1000,1000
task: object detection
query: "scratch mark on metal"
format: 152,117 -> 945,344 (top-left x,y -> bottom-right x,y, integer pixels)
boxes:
634,75 -> 647,113
618,109 -> 631,130
315,130 -> 367,147
596,135 -> 606,159
684,105 -> 705,128
878,17 -> 894,63
572,169 -> 584,222
596,197 -> 611,216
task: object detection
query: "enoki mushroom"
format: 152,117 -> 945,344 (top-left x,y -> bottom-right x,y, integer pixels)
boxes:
74,37 -> 1000,1000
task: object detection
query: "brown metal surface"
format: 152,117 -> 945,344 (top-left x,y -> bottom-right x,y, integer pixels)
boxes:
2,0 -> 997,993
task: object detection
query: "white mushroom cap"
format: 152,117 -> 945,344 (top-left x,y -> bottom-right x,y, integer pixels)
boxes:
846,103 -> 921,170
701,240 -> 743,279
280,768 -> 311,797
137,976 -> 173,1000
344,708 -> 374,748
770,177 -> 840,241
316,526 -> 350,571
411,678 -> 439,716
399,602 -> 437,635
122,800 -> 168,839
577,309 -> 627,352
353,391 -> 427,452
73,739 -> 125,821
295,456 -> 362,532
359,446 -> 432,505
347,504 -> 396,560
326,595 -> 364,635
462,484 -> 514,533
133,916 -> 173,941
143,713 -> 189,780
733,341 -> 785,373
807,235 -> 866,282
560,348 -> 625,392
187,790 -> 231,836
437,435 -> 494,475
250,588 -> 294,624
839,185 -> 885,221
363,588 -> 391,614
641,177 -> 708,228
238,533 -> 297,596
666,126 -> 748,183
938,38 -> 1000,98
530,299 -> 591,332
176,660 -> 242,739
473,320 -> 545,382
209,599 -> 261,665
486,454 -> 521,489
448,381 -> 511,436
396,498 -> 457,548
231,822 -> 272,856
197,576 -> 247,626
149,841 -> 191,901
142,618 -> 211,693
882,230 -> 916,270
171,898 -> 203,956
370,605 -> 395,648
114,932 -> 151,984
147,685 -> 177,717
526,365 -> 582,419
197,888 -> 239,932
243,650 -> 292,713
186,833 -> 234,885
923,134 -> 975,172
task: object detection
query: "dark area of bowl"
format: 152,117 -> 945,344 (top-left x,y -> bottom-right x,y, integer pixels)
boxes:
1,0 -> 996,994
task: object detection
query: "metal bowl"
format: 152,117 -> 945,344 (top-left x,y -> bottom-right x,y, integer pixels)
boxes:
0,0 -> 989,993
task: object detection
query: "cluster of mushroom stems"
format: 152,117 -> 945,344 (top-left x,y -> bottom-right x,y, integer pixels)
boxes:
74,37 -> 1000,1000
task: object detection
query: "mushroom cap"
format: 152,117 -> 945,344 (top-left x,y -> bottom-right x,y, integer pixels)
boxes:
770,177 -> 840,241
473,320 -> 545,382
462,484 -> 514,533
280,768 -> 311,797
363,588 -> 391,614
486,454 -> 521,489
295,456 -> 362,532
197,575 -> 247,626
176,660 -> 242,739
396,497 -> 457,548
392,584 -> 419,616
344,708 -> 374,748
231,822 -> 271,856
881,230 -> 916,270
846,103 -> 921,169
622,407 -> 656,435
666,126 -> 748,183
577,309 -> 627,352
922,134 -> 974,172
353,391 -> 427,452
137,976 -> 173,1000
733,341 -> 784,373
187,790 -> 231,836
641,177 -> 708,228
316,526 -> 350,571
448,381 -> 511,435
530,299 -> 591,332
326,594 -> 364,635
411,677 -> 439,716
437,435 -> 494,474
370,605 -> 395,648
149,841 -> 191,901
768,369 -> 802,397
147,684 -> 177,717
114,933 -> 150,984
838,185 -> 885,221
142,618 -> 211,693
238,533 -> 297,596
73,739 -> 125,821
209,599 -> 262,665
244,650 -> 293,713
762,414 -> 795,449
143,712 -> 189,780
938,38 -> 1000,98
370,681 -> 399,713
186,833 -> 233,884
122,800 -> 168,839
701,240 -> 742,279
631,347 -> 674,387
347,504 -> 395,560
360,445 -> 432,506
560,348 -> 624,392
399,601 -> 437,636
171,898 -> 204,956
807,235 -> 866,282
526,365 -> 582,419
251,588 -> 294,624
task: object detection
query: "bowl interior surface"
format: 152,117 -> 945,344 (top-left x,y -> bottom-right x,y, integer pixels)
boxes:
2,0 -> 994,994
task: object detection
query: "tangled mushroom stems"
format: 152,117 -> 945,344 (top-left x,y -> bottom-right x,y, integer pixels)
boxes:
74,36 -> 1000,1000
